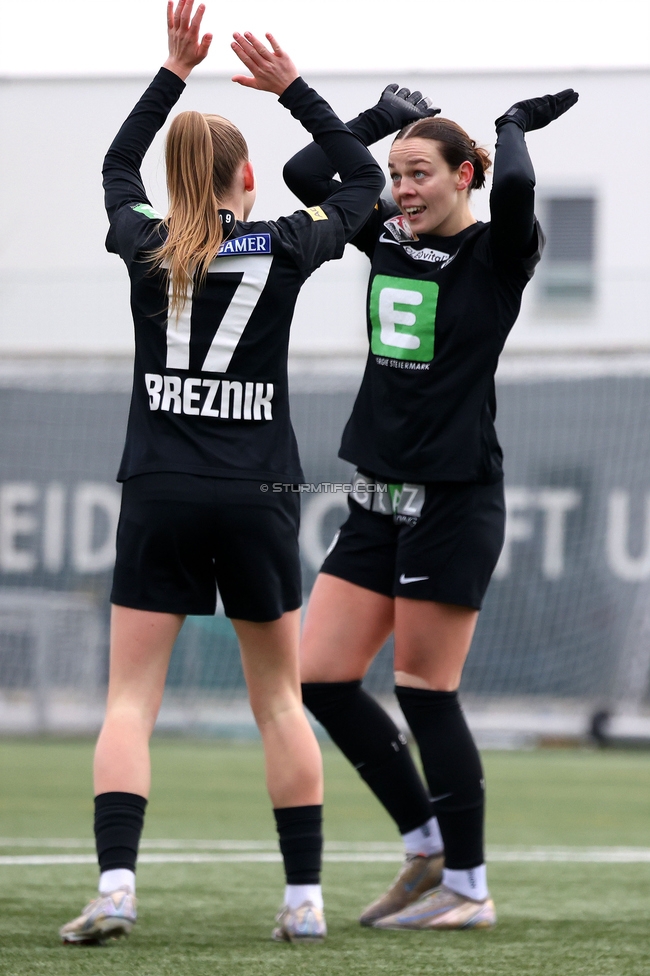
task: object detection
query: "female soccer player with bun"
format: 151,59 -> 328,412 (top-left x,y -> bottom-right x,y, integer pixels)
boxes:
285,84 -> 578,930
59,0 -> 383,946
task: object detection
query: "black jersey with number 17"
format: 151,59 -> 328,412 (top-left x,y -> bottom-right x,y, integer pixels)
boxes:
338,201 -> 543,484
111,200 -> 343,484
103,69 -> 383,484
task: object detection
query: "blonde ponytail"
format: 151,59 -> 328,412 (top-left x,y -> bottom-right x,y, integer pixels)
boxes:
152,111 -> 249,318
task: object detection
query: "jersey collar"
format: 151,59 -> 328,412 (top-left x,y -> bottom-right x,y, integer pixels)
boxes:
219,209 -> 237,241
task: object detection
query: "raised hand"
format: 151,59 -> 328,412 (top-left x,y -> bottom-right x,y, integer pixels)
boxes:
495,90 -> 579,133
231,32 -> 299,96
163,0 -> 213,81
380,84 -> 441,127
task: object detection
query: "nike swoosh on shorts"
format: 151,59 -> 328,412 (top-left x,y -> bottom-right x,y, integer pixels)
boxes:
399,574 -> 430,584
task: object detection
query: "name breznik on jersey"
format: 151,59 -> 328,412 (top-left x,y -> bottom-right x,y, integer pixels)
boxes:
145,374 -> 273,420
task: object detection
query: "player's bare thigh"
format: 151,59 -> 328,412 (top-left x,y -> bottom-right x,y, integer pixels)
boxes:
300,573 -> 394,682
394,597 -> 479,691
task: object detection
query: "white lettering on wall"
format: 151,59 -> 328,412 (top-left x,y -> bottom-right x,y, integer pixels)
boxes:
493,488 -> 535,579
606,490 -> 650,581
1,482 -> 649,583
537,489 -> 581,580
43,482 -> 65,572
494,487 -> 581,580
0,483 -> 38,572
71,483 -> 121,573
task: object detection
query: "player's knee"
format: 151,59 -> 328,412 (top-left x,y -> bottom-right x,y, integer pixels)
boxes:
301,679 -> 362,720
249,692 -> 304,730
394,668 -> 460,692
302,680 -> 413,769
101,701 -> 158,738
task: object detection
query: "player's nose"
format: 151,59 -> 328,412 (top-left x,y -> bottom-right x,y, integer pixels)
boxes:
397,177 -> 414,197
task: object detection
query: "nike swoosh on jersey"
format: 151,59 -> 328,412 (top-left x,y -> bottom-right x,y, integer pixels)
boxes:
430,792 -> 453,803
399,574 -> 430,584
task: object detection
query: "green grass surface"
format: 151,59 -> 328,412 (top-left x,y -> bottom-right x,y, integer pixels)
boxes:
1,740 -> 649,975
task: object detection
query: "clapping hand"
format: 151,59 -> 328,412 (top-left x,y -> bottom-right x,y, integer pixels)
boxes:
163,0 -> 213,81
379,84 -> 441,127
231,32 -> 299,96
495,90 -> 579,133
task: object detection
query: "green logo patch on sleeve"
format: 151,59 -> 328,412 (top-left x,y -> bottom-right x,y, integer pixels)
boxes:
369,274 -> 438,362
131,203 -> 163,220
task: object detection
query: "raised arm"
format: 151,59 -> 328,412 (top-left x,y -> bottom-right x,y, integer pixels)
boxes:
102,0 -> 212,221
231,32 -> 385,240
490,89 -> 579,261
282,86 -> 439,207
277,79 -> 386,240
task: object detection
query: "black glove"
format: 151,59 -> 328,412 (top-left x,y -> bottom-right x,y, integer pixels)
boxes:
495,89 -> 579,133
344,85 -> 441,150
379,83 -> 441,128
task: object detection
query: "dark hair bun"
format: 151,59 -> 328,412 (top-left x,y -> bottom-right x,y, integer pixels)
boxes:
472,146 -> 492,190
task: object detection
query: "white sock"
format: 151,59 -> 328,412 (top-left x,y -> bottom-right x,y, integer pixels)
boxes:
99,868 -> 136,895
284,884 -> 323,911
402,816 -> 444,858
443,865 -> 488,901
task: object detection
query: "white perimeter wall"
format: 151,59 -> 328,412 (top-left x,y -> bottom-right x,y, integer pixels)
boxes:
0,68 -> 648,355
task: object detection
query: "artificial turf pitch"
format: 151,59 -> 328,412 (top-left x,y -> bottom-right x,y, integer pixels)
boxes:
0,739 -> 649,975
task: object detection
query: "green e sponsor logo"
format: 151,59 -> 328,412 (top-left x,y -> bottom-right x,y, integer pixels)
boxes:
370,274 -> 438,362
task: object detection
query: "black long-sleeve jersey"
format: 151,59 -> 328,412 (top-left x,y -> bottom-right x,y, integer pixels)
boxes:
284,111 -> 544,484
103,69 -> 384,483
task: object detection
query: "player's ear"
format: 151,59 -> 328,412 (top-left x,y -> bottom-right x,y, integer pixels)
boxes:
243,161 -> 255,193
456,160 -> 474,193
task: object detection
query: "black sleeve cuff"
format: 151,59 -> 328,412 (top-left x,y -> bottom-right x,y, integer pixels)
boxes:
278,76 -> 310,109
156,66 -> 187,94
495,114 -> 526,133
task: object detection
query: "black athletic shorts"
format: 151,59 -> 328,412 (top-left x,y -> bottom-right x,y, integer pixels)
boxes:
321,471 -> 505,610
111,473 -> 301,622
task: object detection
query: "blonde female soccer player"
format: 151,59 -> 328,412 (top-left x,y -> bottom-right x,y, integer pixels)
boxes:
59,0 -> 383,945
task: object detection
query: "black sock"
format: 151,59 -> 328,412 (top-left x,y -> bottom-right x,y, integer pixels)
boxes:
302,680 -> 432,835
94,792 -> 147,873
395,687 -> 484,870
274,805 -> 322,884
